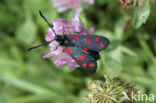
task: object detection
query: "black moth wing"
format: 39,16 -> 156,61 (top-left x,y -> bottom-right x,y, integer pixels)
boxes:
63,46 -> 98,73
71,35 -> 109,52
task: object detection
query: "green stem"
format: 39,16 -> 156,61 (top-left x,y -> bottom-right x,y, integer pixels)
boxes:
137,34 -> 156,63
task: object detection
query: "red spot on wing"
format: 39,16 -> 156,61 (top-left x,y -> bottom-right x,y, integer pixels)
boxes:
87,40 -> 91,45
76,58 -> 79,61
85,37 -> 89,39
72,35 -> 80,40
89,63 -> 95,67
99,42 -> 104,47
83,47 -> 88,50
79,56 -> 85,60
95,37 -> 99,42
82,63 -> 87,67
81,49 -> 88,53
64,48 -> 73,54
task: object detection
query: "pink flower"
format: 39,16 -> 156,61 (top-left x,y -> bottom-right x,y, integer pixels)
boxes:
53,0 -> 94,13
43,15 -> 94,69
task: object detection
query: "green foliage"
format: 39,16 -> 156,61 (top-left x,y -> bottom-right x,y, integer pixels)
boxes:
133,0 -> 150,28
0,0 -> 156,103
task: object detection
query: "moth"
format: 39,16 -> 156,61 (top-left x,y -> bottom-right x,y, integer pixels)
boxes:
28,11 -> 110,73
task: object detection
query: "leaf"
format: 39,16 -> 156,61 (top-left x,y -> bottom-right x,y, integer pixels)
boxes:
106,39 -> 120,51
1,75 -> 51,94
78,90 -> 90,103
149,62 -> 156,79
105,57 -> 123,78
100,53 -> 123,78
119,45 -> 138,57
133,0 -> 150,28
16,16 -> 37,44
10,94 -> 59,103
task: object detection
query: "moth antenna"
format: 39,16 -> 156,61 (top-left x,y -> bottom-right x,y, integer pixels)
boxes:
28,39 -> 54,51
39,10 -> 57,36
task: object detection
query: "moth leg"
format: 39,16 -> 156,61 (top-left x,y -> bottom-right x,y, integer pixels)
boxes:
62,26 -> 65,35
53,45 -> 60,51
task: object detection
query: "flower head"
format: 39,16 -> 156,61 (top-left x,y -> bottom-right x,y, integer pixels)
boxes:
84,75 -> 139,103
53,0 -> 94,13
43,15 -> 94,69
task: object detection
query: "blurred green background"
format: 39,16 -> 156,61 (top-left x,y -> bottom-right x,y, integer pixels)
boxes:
0,0 -> 156,103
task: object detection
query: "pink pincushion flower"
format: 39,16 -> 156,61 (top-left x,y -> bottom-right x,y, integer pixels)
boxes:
43,15 -> 94,69
53,0 -> 94,13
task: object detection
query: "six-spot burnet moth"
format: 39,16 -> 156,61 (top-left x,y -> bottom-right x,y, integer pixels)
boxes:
28,11 -> 110,73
